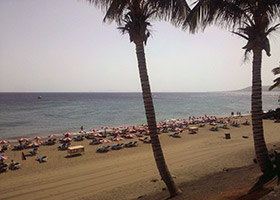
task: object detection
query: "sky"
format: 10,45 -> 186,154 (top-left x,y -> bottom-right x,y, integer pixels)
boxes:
0,0 -> 280,93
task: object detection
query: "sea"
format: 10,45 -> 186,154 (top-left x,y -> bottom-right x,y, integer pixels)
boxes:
0,91 -> 279,140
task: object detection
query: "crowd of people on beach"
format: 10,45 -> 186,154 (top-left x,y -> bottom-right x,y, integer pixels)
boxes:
0,113 -> 249,173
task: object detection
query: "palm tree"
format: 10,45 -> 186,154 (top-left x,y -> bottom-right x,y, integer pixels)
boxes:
185,0 -> 280,190
269,63 -> 280,91
87,0 -> 190,197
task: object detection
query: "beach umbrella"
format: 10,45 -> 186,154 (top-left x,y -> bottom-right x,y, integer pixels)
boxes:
63,132 -> 72,137
48,134 -> 57,138
0,140 -> 10,144
62,137 -> 72,142
28,142 -> 40,148
142,130 -> 150,135
125,134 -> 136,138
114,130 -> 123,134
129,129 -> 136,133
137,128 -> 145,131
78,130 -> 86,134
89,129 -> 99,132
131,125 -> 138,129
0,154 -> 9,161
100,139 -> 112,143
93,133 -> 103,137
33,136 -> 42,140
101,126 -> 110,130
175,128 -> 182,132
18,138 -> 29,142
112,137 -> 124,141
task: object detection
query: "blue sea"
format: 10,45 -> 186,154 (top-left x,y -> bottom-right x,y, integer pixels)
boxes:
0,92 -> 279,140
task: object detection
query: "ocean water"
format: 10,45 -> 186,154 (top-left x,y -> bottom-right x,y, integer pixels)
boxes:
0,92 -> 279,140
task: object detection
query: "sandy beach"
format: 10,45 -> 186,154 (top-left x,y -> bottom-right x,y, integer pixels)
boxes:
1,116 -> 280,200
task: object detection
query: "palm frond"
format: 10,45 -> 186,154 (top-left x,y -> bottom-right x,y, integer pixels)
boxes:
269,77 -> 280,91
232,31 -> 249,40
148,0 -> 191,26
265,23 -> 280,36
185,0 -> 249,32
272,67 -> 280,75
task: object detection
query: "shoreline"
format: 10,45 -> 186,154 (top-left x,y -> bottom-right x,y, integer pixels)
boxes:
2,114 -> 252,141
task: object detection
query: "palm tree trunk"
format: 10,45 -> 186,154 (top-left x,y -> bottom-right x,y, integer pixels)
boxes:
134,40 -> 181,197
251,46 -> 274,179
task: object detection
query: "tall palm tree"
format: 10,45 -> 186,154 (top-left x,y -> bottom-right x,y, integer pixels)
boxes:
87,0 -> 189,197
185,0 -> 280,190
269,63 -> 280,91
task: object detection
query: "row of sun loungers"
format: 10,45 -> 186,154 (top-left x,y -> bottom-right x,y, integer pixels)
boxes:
0,161 -> 21,172
96,141 -> 138,153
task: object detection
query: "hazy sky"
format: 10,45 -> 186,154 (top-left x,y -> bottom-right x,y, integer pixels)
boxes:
1,0 -> 279,92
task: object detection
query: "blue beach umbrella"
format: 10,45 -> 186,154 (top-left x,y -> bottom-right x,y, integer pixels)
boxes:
93,133 -> 103,137
18,138 -> 29,142
114,130 -> 123,134
121,126 -> 129,129
0,140 -> 10,144
0,154 -> 9,161
48,134 -> 57,138
33,136 -> 42,140
63,132 -> 72,137
125,134 -> 136,138
62,137 -> 72,142
101,126 -> 110,130
100,139 -> 112,143
78,130 -> 87,134
28,142 -> 40,148
112,137 -> 124,141
89,129 -> 99,132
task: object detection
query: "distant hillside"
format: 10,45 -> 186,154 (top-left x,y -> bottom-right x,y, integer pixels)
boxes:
238,86 -> 280,92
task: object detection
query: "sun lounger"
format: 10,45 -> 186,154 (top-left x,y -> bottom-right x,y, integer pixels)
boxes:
139,137 -> 148,141
199,123 -> 205,127
143,138 -> 151,143
0,163 -> 8,172
242,121 -> 250,125
13,145 -> 24,151
85,134 -> 95,139
36,156 -> 48,163
73,136 -> 84,141
44,139 -> 56,145
29,148 -> 38,156
111,143 -> 123,150
169,132 -> 181,138
58,143 -> 71,151
124,141 -> 138,147
138,136 -> 151,143
9,162 -> 21,170
96,146 -> 110,153
89,140 -> 101,145
210,126 -> 218,131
